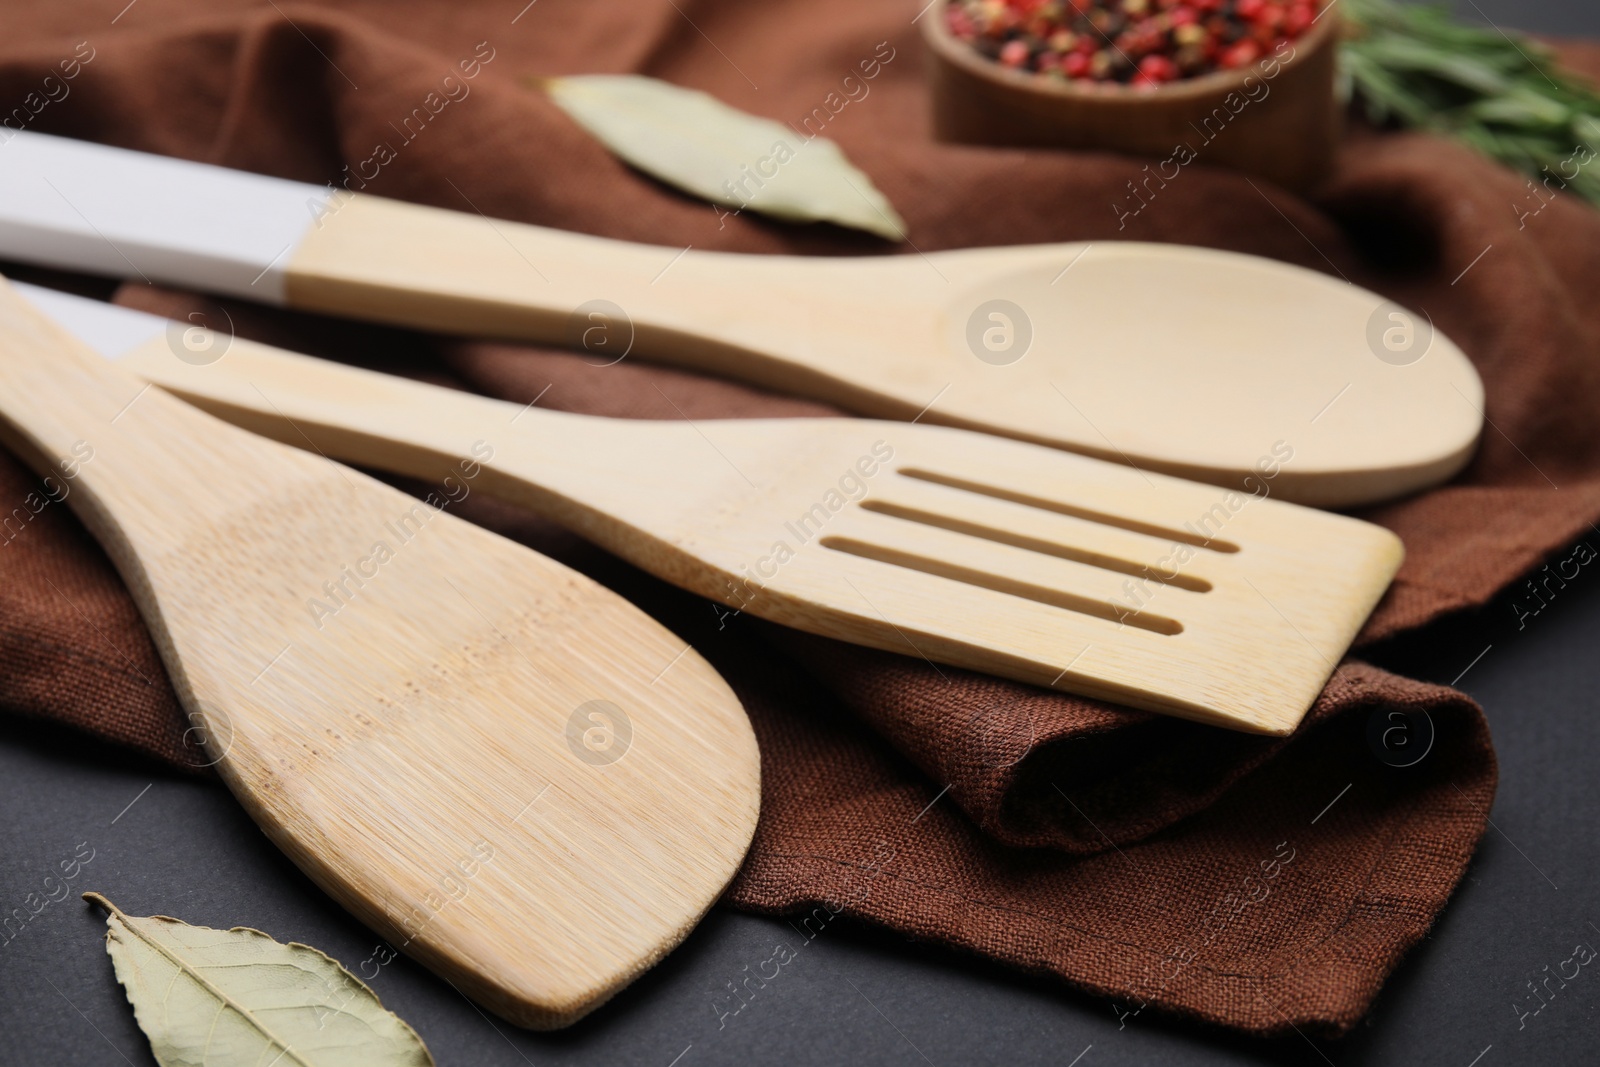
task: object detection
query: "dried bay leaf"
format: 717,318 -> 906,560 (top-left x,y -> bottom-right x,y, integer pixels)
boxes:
84,892 -> 433,1067
543,73 -> 907,239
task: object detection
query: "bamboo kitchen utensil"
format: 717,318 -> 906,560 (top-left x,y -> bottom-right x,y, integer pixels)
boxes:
0,131 -> 1482,507
0,278 -> 760,1029
18,282 -> 1404,736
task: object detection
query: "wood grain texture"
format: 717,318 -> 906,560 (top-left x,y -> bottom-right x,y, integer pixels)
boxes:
287,195 -> 1482,508
114,325 -> 1404,735
0,279 -> 760,1029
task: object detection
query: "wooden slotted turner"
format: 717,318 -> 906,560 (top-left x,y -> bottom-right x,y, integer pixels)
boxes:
19,282 -> 1404,736
0,131 -> 1483,507
0,278 -> 760,1029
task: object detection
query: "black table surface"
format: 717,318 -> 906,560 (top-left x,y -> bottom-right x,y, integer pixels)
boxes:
5,3 -> 1600,1064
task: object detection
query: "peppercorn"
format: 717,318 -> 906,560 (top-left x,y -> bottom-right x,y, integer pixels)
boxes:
1138,53 -> 1178,81
947,0 -> 1321,85
1174,43 -> 1208,73
1219,37 -> 1261,67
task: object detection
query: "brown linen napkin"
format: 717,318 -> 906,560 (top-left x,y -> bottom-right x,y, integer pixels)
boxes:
4,0 -> 1597,1037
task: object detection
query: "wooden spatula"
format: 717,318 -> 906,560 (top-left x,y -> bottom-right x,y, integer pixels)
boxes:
0,278 -> 760,1029
0,131 -> 1483,507
18,283 -> 1404,736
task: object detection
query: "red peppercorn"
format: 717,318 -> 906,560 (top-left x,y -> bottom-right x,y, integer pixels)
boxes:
1138,53 -> 1178,81
1062,50 -> 1091,76
1283,2 -> 1314,34
999,38 -> 1031,66
1219,38 -> 1261,68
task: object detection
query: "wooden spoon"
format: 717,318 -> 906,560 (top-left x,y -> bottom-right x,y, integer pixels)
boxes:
0,278 -> 760,1029
0,131 -> 1483,507
18,282 -> 1404,737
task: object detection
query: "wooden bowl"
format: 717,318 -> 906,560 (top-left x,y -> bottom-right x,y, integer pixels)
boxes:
921,5 -> 1342,192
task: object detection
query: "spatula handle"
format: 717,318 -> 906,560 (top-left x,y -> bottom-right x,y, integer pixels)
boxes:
8,282 -> 679,543
10,279 -> 501,473
0,280 -> 134,455
0,280 -> 177,529
0,278 -> 292,572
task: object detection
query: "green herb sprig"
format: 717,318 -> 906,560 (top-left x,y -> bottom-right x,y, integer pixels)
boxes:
1340,0 -> 1600,205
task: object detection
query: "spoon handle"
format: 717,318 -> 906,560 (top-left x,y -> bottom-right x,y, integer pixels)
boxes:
0,132 -> 924,401
0,130 -> 807,358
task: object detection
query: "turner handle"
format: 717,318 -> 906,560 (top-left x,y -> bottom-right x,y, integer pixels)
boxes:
10,281 -> 646,521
